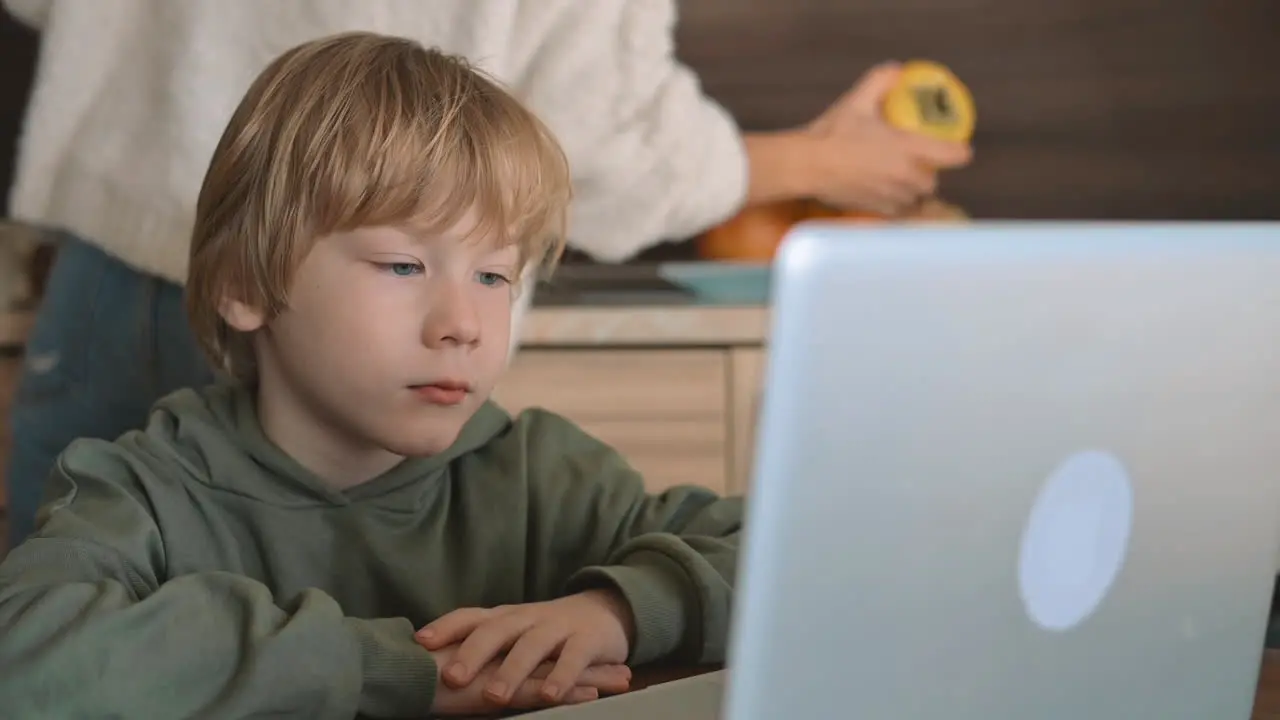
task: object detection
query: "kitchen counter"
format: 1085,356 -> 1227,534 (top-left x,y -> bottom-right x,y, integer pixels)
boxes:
0,259 -> 775,350
523,261 -> 771,347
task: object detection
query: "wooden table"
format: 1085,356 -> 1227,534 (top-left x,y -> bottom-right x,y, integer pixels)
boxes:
627,650 -> 1280,719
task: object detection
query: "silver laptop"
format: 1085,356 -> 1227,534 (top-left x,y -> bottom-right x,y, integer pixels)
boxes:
538,221 -> 1280,719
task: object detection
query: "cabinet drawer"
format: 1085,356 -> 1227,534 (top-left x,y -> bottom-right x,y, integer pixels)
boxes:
494,349 -> 726,420
576,418 -> 726,494
493,349 -> 729,493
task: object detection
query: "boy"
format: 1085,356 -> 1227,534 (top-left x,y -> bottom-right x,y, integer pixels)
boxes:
0,33 -> 743,719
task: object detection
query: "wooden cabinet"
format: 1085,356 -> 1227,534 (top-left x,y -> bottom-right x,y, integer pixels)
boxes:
0,341 -> 769,507
493,345 -> 766,496
0,304 -> 771,509
493,349 -> 729,493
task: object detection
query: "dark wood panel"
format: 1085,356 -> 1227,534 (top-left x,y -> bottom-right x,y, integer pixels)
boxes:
0,15 -> 38,218
4,3 -> 1276,267
673,0 -> 1280,221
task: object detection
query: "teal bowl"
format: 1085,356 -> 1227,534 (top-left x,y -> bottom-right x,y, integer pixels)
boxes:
658,262 -> 772,305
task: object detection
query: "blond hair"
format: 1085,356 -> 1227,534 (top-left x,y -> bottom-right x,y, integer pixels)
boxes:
186,32 -> 571,380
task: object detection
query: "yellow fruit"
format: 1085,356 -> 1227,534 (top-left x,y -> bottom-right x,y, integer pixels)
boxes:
882,60 -> 976,143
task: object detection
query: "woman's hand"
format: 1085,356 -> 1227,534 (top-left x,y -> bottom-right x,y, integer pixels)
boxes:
805,62 -> 973,215
742,63 -> 973,217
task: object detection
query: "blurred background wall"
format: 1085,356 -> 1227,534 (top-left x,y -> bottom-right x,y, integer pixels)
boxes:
3,0 -> 1277,255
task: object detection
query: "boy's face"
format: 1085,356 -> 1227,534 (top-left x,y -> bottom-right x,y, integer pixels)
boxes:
225,213 -> 520,472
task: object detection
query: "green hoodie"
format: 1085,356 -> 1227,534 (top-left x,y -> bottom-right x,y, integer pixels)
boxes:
0,384 -> 742,719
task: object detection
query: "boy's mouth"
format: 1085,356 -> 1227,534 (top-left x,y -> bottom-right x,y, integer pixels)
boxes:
409,381 -> 471,407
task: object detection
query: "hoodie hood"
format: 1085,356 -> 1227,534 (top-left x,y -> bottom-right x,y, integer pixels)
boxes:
131,383 -> 512,509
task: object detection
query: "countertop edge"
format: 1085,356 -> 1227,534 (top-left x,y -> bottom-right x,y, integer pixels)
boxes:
0,305 -> 770,351
520,305 -> 769,347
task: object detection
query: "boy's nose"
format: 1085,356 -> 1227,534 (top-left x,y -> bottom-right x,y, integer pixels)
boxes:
421,281 -> 481,348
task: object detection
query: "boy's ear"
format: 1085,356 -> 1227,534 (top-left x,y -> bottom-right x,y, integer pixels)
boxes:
219,296 -> 266,333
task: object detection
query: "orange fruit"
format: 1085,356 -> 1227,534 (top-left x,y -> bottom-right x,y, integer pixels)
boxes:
695,200 -> 807,261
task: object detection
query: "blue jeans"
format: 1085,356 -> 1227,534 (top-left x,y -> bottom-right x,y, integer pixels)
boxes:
6,236 -> 213,546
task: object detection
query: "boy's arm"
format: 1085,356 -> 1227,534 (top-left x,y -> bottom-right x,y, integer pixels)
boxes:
2,0 -> 51,29
521,411 -> 743,667
0,443 -> 436,719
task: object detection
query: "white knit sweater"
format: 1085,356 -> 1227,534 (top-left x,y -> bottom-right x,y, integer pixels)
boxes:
3,0 -> 748,286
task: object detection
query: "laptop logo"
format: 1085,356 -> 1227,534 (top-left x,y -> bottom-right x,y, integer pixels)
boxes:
1017,450 -> 1135,632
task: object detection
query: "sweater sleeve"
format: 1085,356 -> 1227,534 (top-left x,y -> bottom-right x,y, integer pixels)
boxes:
1,0 -> 50,28
508,0 -> 749,262
519,410 -> 743,667
0,447 -> 437,719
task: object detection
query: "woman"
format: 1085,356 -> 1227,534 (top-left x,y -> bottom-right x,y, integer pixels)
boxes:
2,0 -> 971,545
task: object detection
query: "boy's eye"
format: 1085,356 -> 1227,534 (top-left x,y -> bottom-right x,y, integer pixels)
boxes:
382,262 -> 422,277
476,271 -> 511,287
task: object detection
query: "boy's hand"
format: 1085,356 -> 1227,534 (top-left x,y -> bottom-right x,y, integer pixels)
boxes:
805,62 -> 973,216
429,643 -> 631,715
417,589 -> 635,706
